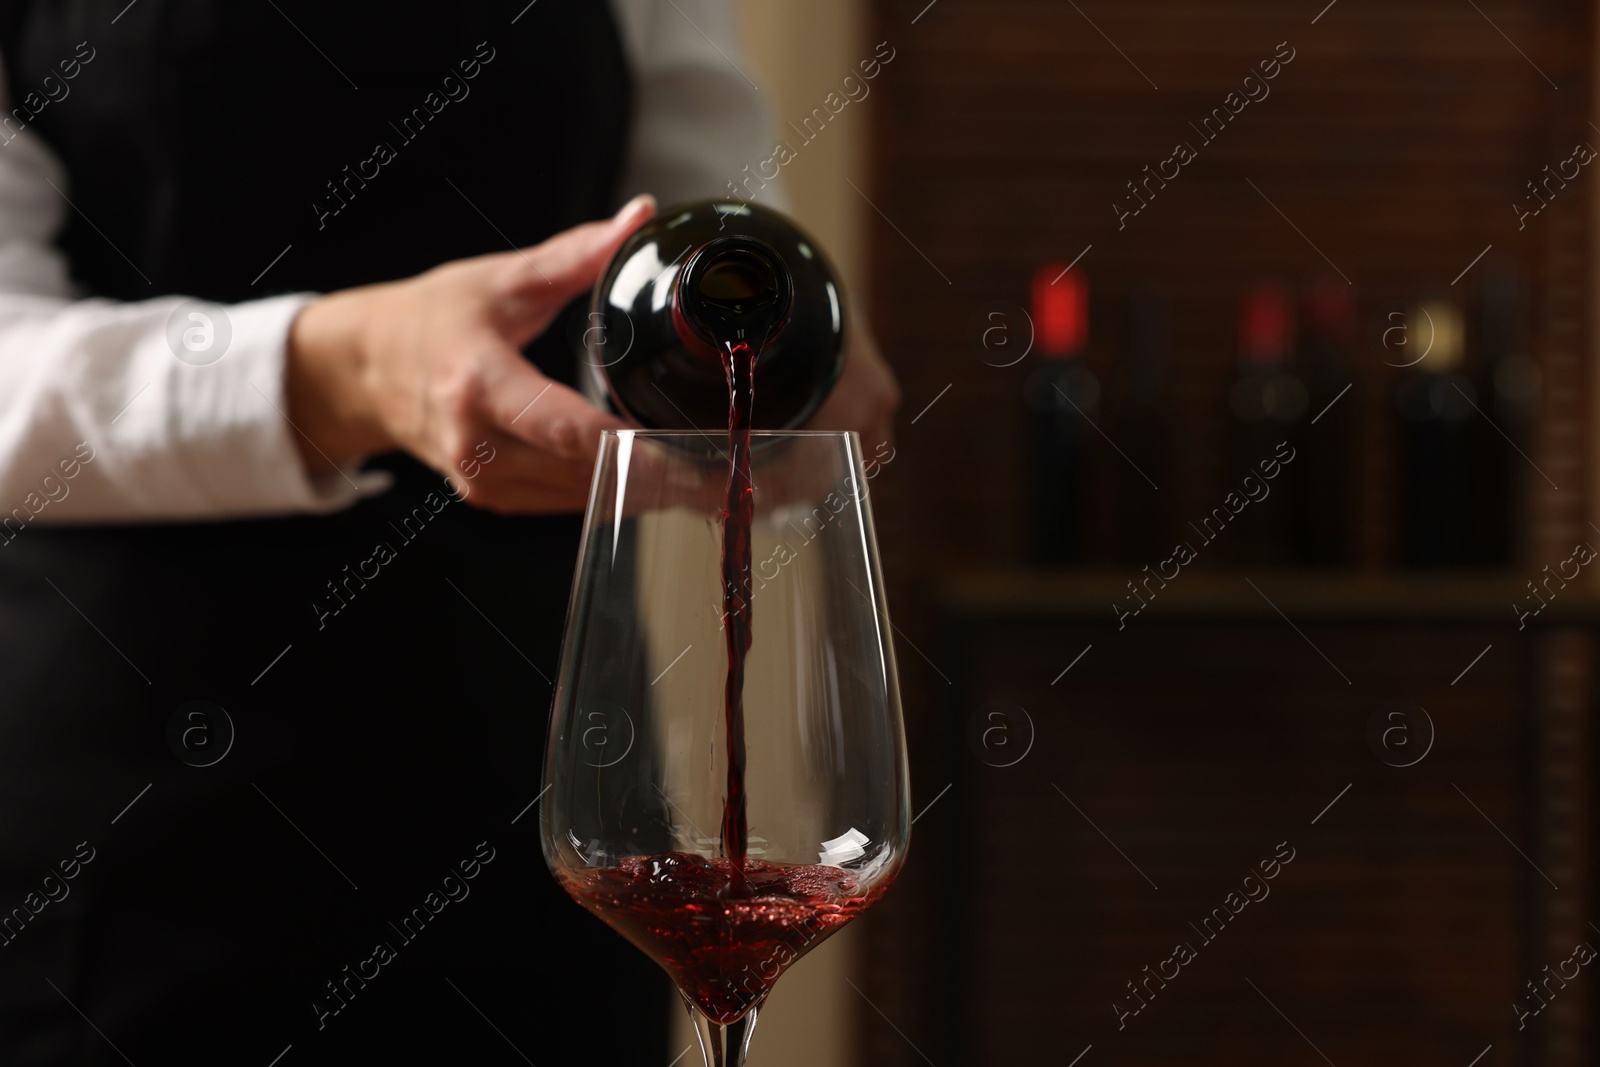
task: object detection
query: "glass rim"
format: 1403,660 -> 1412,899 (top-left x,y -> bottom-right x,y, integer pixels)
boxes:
601,429 -> 860,440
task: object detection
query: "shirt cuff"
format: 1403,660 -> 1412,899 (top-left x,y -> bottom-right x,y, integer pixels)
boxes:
118,293 -> 392,518
200,293 -> 393,514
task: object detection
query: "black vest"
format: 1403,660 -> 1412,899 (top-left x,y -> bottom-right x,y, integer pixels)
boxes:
0,3 -> 667,1063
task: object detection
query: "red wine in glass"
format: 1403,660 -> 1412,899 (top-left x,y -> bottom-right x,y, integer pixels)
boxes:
560,852 -> 893,1025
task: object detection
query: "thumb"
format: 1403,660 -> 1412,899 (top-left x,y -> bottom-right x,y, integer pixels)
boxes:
492,194 -> 656,346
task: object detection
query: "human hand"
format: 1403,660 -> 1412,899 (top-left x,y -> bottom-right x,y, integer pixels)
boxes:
285,195 -> 657,513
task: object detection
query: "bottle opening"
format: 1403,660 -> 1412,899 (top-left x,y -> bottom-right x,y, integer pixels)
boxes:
678,237 -> 794,350
698,250 -> 782,316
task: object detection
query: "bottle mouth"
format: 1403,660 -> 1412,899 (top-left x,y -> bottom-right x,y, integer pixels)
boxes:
677,236 -> 794,349
698,250 -> 780,315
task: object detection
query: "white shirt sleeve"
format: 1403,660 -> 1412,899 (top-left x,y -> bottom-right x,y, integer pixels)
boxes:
610,0 -> 790,212
0,103 -> 385,524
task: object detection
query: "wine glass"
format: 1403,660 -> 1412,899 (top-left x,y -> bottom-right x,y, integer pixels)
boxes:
541,430 -> 910,1066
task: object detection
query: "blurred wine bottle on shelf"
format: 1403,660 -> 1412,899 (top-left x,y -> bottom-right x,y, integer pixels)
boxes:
1473,271 -> 1537,566
1396,298 -> 1475,567
1023,266 -> 1096,565
1109,290 -> 1172,563
1228,280 -> 1307,563
1292,277 -> 1357,565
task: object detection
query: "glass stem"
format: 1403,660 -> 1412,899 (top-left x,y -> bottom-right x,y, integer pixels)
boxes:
688,1004 -> 760,1067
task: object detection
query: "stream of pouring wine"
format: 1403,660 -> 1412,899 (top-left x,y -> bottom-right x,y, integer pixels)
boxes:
719,338 -> 756,893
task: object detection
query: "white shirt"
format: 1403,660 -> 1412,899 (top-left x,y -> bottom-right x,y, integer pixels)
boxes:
0,0 -> 780,524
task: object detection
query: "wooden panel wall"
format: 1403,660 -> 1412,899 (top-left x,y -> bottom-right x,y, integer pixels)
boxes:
855,1 -> 1596,1065
926,611 -> 1560,1065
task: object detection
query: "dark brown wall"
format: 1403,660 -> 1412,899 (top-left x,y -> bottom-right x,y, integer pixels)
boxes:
856,1 -> 1597,1064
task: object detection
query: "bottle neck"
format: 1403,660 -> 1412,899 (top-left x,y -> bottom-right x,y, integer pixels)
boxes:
673,237 -> 794,361
1413,300 -> 1464,375
1032,265 -> 1088,360
1240,284 -> 1293,369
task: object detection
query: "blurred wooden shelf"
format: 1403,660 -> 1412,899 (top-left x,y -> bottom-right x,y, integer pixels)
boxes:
937,568 -> 1600,623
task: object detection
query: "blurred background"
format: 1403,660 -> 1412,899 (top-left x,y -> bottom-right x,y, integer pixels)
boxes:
728,0 -> 1600,1064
